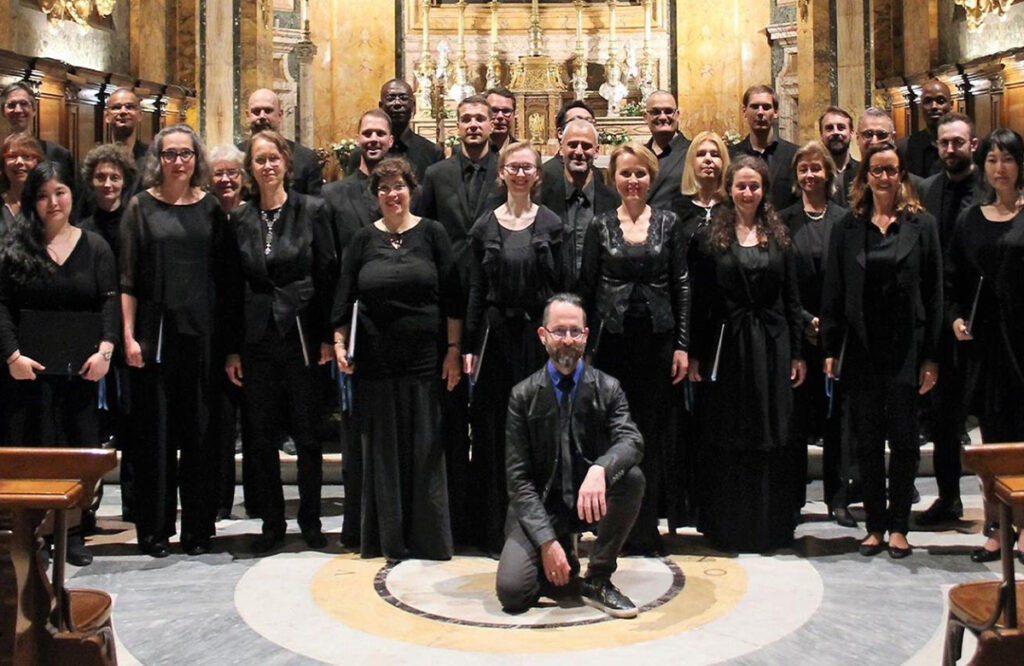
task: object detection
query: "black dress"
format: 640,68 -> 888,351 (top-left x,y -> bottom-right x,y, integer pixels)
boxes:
464,206 -> 563,554
0,230 -> 119,448
578,207 -> 690,553
690,234 -> 804,552
119,191 -> 229,550
331,218 -> 465,560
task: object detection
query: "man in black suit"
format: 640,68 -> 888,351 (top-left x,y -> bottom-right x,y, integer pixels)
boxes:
238,88 -> 323,195
496,293 -> 644,618
377,78 -> 444,181
541,100 -> 597,185
898,79 -> 953,179
819,106 -> 858,206
730,84 -> 799,210
2,80 -> 76,188
415,95 -> 504,545
105,88 -> 149,171
485,87 -> 518,153
537,118 -> 620,288
642,90 -> 690,211
916,112 -> 980,526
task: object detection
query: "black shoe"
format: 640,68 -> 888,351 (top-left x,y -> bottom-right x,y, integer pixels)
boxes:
858,537 -> 886,557
67,533 -> 93,567
339,532 -> 360,549
80,509 -> 97,535
182,537 -> 211,556
916,498 -> 964,526
912,485 -> 921,504
302,529 -> 327,549
888,544 -> 912,559
140,538 -> 170,559
280,437 -> 298,456
970,546 -> 1001,563
831,506 -> 858,528
580,577 -> 638,619
252,532 -> 285,553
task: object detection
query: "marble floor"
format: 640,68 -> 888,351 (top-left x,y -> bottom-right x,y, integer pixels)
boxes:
67,476 -> 1011,666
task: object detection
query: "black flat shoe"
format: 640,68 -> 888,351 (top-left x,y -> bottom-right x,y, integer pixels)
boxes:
301,529 -> 327,549
140,539 -> 170,559
970,547 -> 1001,563
831,506 -> 858,528
858,539 -> 887,557
888,544 -> 912,559
252,532 -> 285,554
183,539 -> 211,556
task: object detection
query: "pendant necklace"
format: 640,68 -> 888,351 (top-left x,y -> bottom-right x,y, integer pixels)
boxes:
261,207 -> 283,255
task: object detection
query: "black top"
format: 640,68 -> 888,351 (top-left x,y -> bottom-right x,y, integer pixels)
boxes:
348,128 -> 445,183
730,136 -> 800,210
223,193 -> 337,352
578,208 -> 690,351
1,204 -> 20,233
79,206 -> 125,262
920,169 -> 980,248
331,218 -> 465,379
945,206 -> 1017,338
322,170 -> 381,259
644,132 -> 691,212
863,220 -> 904,370
0,230 -> 120,358
465,206 -> 563,351
119,191 -> 229,337
676,195 -> 717,249
899,130 -> 942,179
778,202 -> 848,324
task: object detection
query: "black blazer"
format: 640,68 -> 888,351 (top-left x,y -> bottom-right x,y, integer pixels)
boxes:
413,151 -> 505,288
994,212 -> 1024,384
224,193 -> 336,357
321,171 -> 380,260
778,202 -> 848,324
730,136 -> 800,211
645,132 -> 691,212
505,363 -> 643,546
898,130 -> 941,179
348,127 -> 445,183
238,139 -> 323,196
820,209 -> 943,385
919,170 -> 979,247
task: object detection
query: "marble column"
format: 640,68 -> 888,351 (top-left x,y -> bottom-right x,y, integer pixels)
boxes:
238,0 -> 276,110
201,0 -> 236,146
0,0 -> 10,51
294,39 -> 317,146
836,0 -> 870,124
797,0 -> 832,139
130,0 -> 169,82
172,0 -> 199,92
901,0 -> 938,75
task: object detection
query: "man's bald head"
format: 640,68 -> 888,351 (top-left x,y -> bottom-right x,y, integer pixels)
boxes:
247,88 -> 283,133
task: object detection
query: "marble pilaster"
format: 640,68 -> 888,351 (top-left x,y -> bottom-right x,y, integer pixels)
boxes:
201,0 -> 236,146
173,0 -> 199,91
796,0 -> 832,140
901,0 -> 938,76
238,0 -> 276,116
835,0 -> 869,124
130,0 -> 169,82
0,0 -> 10,51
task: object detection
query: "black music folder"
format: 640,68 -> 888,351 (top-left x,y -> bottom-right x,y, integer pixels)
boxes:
17,309 -> 102,376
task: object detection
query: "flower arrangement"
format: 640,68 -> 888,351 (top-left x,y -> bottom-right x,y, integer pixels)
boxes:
722,129 -> 742,146
621,101 -> 644,117
444,135 -> 460,148
331,139 -> 358,172
598,129 -> 631,146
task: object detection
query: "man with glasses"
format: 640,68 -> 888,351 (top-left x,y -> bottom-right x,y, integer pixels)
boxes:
485,87 -> 518,153
730,84 -> 799,209
105,88 -> 149,172
643,90 -> 691,211
819,106 -> 857,206
237,88 -> 323,195
898,79 -> 953,178
538,118 -> 620,288
497,293 -> 645,619
1,81 -> 76,194
856,107 -> 924,194
369,78 -> 444,182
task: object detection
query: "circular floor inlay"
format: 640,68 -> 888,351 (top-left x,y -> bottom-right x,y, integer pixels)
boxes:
375,556 -> 685,628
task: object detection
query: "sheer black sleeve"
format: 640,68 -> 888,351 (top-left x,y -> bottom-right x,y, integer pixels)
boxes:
118,195 -> 144,296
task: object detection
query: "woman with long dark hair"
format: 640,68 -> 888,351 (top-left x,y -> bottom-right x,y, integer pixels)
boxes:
463,141 -> 563,556
578,141 -> 690,556
689,155 -> 806,552
944,128 -> 1024,562
0,161 -> 119,565
120,124 -> 229,558
821,142 -> 942,559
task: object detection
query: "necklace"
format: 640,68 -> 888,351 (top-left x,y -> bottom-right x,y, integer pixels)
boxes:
260,207 -> 283,256
387,232 -> 403,250
805,206 -> 827,221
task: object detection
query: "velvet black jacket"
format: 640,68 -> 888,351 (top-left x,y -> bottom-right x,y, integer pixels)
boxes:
505,363 -> 643,547
820,210 -> 943,385
223,193 -> 336,356
578,208 -> 691,351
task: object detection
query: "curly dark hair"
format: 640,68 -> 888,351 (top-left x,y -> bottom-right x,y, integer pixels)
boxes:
0,162 -> 74,286
80,143 -> 137,210
703,156 -> 790,252
370,156 -> 418,195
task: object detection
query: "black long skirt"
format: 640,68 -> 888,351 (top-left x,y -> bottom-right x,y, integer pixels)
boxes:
355,375 -> 452,560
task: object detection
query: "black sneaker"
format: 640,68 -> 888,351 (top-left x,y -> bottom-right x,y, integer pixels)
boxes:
580,577 -> 637,619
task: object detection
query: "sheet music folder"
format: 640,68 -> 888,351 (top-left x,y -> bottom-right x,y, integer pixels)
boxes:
17,309 -> 102,376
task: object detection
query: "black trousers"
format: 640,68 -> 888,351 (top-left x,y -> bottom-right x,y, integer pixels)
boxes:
848,373 -> 920,535
4,374 -> 100,448
495,466 -> 645,613
130,331 -> 217,545
441,376 -> 470,545
241,324 -> 322,536
925,346 -> 967,504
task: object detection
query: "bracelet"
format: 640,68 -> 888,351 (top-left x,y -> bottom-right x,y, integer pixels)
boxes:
447,342 -> 460,350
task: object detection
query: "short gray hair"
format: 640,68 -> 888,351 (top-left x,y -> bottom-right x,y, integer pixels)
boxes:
857,107 -> 895,133
207,144 -> 245,166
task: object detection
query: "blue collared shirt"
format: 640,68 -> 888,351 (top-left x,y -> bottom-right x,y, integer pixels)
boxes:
547,359 -> 583,405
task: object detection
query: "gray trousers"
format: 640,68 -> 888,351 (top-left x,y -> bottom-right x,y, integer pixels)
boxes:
495,466 -> 645,613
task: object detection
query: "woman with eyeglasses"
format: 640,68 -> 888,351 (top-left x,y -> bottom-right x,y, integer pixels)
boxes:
333,157 -> 464,561
578,142 -> 690,556
688,156 -> 806,553
222,130 -> 334,553
462,141 -> 563,555
821,141 -> 942,560
120,124 -> 230,558
1,132 -> 42,229
944,129 -> 1024,563
777,141 -> 853,528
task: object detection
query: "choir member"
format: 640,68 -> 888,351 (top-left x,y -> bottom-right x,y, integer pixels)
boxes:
678,130 -> 730,242
689,155 -> 806,552
578,142 -> 690,555
1,132 -> 42,229
821,142 -> 942,559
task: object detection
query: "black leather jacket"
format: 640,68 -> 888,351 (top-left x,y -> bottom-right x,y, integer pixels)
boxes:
578,208 -> 690,350
505,364 -> 643,547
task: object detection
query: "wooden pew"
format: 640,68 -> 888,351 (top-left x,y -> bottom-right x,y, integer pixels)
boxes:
0,448 -> 118,666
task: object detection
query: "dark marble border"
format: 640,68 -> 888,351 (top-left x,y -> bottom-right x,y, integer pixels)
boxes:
233,0 -> 242,144
829,0 -> 838,106
373,557 -> 687,630
863,0 -> 872,106
199,0 -> 206,132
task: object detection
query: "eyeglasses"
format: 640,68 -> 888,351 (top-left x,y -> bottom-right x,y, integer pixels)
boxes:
159,149 -> 196,163
859,130 -> 891,140
3,152 -> 39,163
503,163 -> 537,175
109,103 -> 139,112
646,107 -> 677,117
3,99 -> 31,110
491,108 -> 515,117
868,165 -> 900,178
377,182 -> 408,195
937,137 -> 968,150
544,327 -> 585,340
213,168 -> 241,179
